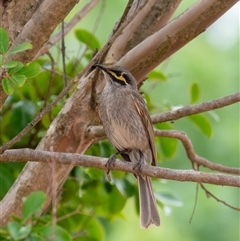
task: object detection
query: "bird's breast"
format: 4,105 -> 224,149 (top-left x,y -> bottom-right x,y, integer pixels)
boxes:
99,89 -> 148,152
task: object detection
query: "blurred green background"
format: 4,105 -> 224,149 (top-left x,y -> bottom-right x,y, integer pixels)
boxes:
1,0 -> 239,240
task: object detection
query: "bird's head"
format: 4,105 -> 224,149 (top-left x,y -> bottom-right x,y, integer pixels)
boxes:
94,64 -> 137,89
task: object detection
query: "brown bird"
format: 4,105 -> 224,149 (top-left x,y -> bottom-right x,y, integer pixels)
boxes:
95,64 -> 160,228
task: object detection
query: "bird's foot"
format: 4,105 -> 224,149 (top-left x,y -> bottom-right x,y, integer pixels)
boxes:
105,154 -> 117,181
106,154 -> 117,174
133,152 -> 144,175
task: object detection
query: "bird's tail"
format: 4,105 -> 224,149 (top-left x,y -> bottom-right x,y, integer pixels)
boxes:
137,175 -> 160,228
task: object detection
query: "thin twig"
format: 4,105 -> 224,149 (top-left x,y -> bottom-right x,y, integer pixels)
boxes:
44,52 -> 55,111
189,183 -> 199,223
200,183 -> 240,211
61,21 -> 68,94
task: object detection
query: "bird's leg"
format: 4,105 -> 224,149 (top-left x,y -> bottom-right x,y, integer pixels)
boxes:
133,151 -> 144,175
105,150 -> 129,181
105,153 -> 117,175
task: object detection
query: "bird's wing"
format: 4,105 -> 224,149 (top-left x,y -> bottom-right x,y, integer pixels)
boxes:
131,93 -> 157,166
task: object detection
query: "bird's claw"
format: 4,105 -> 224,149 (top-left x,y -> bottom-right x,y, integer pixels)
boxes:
105,154 -> 117,181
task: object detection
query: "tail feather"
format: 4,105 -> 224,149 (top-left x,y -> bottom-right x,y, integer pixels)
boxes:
137,176 -> 160,228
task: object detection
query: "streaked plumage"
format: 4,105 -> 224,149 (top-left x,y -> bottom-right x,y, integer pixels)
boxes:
95,64 -> 160,228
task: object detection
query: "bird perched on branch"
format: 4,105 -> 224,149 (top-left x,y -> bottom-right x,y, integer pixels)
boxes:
94,63 -> 160,228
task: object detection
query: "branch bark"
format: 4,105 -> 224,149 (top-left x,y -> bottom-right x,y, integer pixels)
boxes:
0,149 -> 239,188
118,0 -> 238,81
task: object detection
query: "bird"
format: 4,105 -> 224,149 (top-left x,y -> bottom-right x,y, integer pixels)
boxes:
94,63 -> 160,228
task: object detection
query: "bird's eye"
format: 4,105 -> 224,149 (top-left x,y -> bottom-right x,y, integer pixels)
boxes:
109,71 -> 127,84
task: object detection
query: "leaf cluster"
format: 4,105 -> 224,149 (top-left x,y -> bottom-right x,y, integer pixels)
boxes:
0,28 -> 41,95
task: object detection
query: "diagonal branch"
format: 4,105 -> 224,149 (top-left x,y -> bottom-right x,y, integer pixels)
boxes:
0,149 -> 239,188
118,0 -> 239,81
34,0 -> 101,59
151,92 -> 240,124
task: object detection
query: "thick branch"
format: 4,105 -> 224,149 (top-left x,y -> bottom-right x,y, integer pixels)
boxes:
8,0 -> 79,63
118,0 -> 238,81
34,0 -> 101,59
0,149 -> 239,188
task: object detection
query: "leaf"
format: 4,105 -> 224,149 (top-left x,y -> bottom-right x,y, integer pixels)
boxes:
10,100 -> 37,133
0,54 -> 3,65
11,74 -> 27,87
35,226 -> 71,241
7,42 -> 32,55
85,168 -> 104,180
27,233 -> 45,241
148,70 -> 167,81
188,114 -> 212,137
75,29 -> 100,51
22,191 -> 46,221
0,28 -> 9,54
8,62 -> 24,74
115,178 -> 136,198
15,62 -> 41,78
107,185 -> 126,214
2,60 -> 19,68
156,123 -> 178,158
155,192 -> 183,207
2,78 -> 14,95
7,221 -> 31,240
190,82 -> 200,103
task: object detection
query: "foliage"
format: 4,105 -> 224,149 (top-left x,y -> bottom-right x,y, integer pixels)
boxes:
0,28 -> 41,95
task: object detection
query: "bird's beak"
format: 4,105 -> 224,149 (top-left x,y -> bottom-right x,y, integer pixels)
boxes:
93,64 -> 110,74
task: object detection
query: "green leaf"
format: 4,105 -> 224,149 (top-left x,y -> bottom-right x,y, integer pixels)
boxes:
7,221 -> 31,240
2,60 -> 19,68
8,62 -> 24,74
156,123 -> 178,158
75,29 -> 100,51
85,168 -> 104,180
148,70 -> 167,81
11,74 -> 27,87
27,233 -> 45,241
188,114 -> 212,137
22,191 -> 46,221
190,82 -> 200,103
15,62 -> 41,78
7,42 -> 32,55
10,100 -> 37,134
0,54 -> 3,65
2,78 -> 14,95
115,178 -> 136,198
0,28 -> 9,54
35,226 -> 71,241
107,185 -> 126,213
155,192 -> 183,207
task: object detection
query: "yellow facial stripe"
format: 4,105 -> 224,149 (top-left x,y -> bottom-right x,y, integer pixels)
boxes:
109,71 -> 126,83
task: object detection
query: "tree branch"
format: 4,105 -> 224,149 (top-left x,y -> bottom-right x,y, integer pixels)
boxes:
151,92 -> 240,123
87,92 -> 240,140
34,0 -> 101,59
154,130 -> 240,175
0,149 -> 239,188
118,0 -> 239,81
